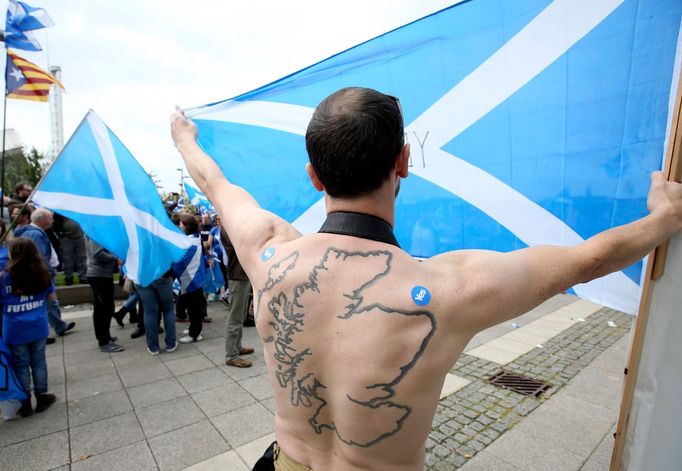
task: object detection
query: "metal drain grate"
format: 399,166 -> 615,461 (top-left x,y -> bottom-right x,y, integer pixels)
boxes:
488,370 -> 551,397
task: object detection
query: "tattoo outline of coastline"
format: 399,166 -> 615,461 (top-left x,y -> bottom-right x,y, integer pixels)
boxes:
259,247 -> 437,447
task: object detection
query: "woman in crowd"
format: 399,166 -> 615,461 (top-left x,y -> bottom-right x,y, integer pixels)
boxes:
0,238 -> 57,417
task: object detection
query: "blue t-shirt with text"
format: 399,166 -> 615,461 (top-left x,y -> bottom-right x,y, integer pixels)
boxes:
0,273 -> 54,345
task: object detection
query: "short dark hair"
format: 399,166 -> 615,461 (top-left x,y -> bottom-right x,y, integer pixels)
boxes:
305,87 -> 404,198
180,213 -> 199,235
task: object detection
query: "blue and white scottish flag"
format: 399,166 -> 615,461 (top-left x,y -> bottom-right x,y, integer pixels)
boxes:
4,0 -> 54,51
33,111 -> 191,287
184,181 -> 215,215
185,0 -> 682,314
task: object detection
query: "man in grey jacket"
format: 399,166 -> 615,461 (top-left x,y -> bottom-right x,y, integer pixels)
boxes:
86,237 -> 124,353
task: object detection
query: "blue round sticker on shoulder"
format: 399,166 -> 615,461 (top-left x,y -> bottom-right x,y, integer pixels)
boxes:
261,247 -> 275,262
411,286 -> 431,306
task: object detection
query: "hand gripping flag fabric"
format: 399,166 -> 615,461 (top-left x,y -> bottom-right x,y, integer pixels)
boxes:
4,0 -> 53,51
32,111 -> 191,287
184,181 -> 215,215
5,49 -> 64,102
185,0 -> 682,314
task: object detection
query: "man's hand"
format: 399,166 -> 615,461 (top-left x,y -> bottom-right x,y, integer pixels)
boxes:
647,171 -> 682,232
170,111 -> 198,148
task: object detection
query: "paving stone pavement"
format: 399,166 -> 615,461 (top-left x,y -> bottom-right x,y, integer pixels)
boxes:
0,295 -> 631,470
425,307 -> 631,470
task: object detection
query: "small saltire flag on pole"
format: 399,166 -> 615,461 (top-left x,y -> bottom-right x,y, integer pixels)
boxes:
32,111 -> 191,286
5,49 -> 63,102
3,0 -> 53,51
185,0 -> 682,314
184,181 -> 215,215
6,0 -> 53,31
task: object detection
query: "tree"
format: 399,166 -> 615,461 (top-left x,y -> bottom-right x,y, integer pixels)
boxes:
1,146 -> 46,195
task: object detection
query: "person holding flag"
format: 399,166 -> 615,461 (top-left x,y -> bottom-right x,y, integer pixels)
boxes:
171,87 -> 682,470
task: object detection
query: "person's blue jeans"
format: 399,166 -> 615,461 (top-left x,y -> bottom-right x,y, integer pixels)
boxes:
47,276 -> 68,335
122,291 -> 139,311
135,278 -> 176,352
47,298 -> 69,335
8,338 -> 48,395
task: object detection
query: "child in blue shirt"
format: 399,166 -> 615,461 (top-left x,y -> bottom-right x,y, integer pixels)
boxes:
1,237 -> 57,417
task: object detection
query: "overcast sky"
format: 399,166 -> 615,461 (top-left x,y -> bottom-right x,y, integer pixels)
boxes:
2,0 -> 456,192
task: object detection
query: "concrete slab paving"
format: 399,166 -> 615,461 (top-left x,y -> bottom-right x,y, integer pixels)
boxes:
184,450 -> 249,471
191,382 -> 256,418
135,395 -> 205,439
0,403 -> 68,448
483,427 -> 585,471
71,441 -> 157,471
127,377 -> 187,409
239,373 -> 274,401
1,430 -> 70,471
148,420 -> 230,471
210,402 -> 275,448
68,389 -> 133,427
70,411 -> 144,461
176,366 -> 234,395
234,432 -> 276,468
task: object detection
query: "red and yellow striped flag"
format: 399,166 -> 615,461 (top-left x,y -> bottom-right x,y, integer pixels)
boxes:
5,49 -> 64,102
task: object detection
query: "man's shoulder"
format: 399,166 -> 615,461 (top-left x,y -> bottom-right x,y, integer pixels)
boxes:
15,225 -> 43,238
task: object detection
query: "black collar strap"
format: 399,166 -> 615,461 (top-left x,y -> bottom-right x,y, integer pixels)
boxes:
318,211 -> 400,248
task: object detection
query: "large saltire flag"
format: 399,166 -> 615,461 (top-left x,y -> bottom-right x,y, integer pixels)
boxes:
33,111 -> 191,286
5,49 -> 63,101
185,0 -> 682,314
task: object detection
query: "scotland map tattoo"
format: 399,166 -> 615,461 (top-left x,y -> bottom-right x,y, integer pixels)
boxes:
260,247 -> 437,447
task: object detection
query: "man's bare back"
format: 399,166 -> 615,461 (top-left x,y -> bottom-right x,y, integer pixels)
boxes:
250,234 -> 470,470
171,87 -> 682,470
247,234 -> 470,469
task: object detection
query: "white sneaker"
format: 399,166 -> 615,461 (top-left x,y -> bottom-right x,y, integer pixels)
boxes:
147,347 -> 160,356
179,334 -> 202,344
166,343 -> 179,353
182,328 -> 189,335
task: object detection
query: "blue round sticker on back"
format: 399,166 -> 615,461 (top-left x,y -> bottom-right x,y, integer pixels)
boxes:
411,286 -> 431,306
261,247 -> 275,261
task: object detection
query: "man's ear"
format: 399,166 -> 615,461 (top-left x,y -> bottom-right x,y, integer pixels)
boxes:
306,163 -> 325,192
395,143 -> 410,178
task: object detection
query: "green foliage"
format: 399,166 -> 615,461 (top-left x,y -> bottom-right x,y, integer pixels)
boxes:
2,146 -> 46,194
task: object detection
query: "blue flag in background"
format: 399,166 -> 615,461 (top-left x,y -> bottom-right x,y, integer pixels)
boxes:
4,0 -> 54,51
33,111 -> 191,287
184,181 -> 215,215
186,0 -> 682,314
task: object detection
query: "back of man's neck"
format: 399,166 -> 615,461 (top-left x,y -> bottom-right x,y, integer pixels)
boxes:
325,196 -> 395,228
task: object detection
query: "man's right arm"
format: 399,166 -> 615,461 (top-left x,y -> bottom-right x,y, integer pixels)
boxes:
433,171 -> 682,334
170,112 -> 301,274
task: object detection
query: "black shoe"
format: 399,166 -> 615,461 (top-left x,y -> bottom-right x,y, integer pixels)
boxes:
129,307 -> 139,324
130,327 -> 145,339
34,393 -> 56,413
46,337 -> 56,345
18,399 -> 33,417
58,322 -> 76,336
114,309 -> 126,327
243,315 -> 255,327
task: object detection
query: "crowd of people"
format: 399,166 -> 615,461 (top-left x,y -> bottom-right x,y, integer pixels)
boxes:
0,181 -> 256,421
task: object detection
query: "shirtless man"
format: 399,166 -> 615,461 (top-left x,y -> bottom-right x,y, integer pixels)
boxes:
171,87 -> 682,471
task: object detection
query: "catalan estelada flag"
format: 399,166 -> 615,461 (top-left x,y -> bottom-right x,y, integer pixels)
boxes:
5,49 -> 63,101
